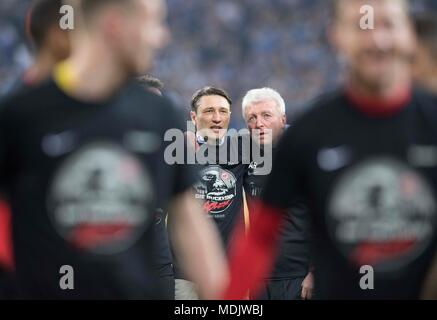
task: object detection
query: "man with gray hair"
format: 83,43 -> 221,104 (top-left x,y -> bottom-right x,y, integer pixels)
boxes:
242,87 -> 313,300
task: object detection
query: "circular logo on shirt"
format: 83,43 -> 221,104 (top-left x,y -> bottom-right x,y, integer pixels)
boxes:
327,157 -> 436,273
47,142 -> 154,255
194,166 -> 237,218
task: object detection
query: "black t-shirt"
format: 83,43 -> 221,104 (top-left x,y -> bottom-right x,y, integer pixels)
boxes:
193,135 -> 247,249
0,79 -> 195,299
3,76 -> 175,282
173,135 -> 248,280
262,88 -> 437,299
244,146 -> 311,280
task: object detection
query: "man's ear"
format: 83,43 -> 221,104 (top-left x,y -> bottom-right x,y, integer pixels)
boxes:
190,111 -> 197,127
281,114 -> 287,126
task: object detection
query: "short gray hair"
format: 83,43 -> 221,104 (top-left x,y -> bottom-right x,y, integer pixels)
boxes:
242,87 -> 286,119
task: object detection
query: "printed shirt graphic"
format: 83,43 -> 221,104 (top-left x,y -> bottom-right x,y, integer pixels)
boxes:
0,79 -> 194,299
48,142 -> 153,255
195,166 -> 237,218
194,136 -> 247,249
327,157 -> 436,273
261,89 -> 437,299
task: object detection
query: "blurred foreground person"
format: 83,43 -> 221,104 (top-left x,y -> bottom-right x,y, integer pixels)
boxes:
0,0 -> 227,299
242,88 -> 313,300
8,0 -> 71,93
415,15 -> 437,300
0,0 -> 72,294
137,75 -> 175,299
223,0 -> 437,300
413,13 -> 437,94
24,0 -> 71,87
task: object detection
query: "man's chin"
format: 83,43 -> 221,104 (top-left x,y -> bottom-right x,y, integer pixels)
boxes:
254,136 -> 272,147
355,69 -> 396,91
206,134 -> 225,142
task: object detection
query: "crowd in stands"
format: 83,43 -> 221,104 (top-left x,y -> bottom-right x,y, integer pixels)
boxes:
0,0 -> 433,127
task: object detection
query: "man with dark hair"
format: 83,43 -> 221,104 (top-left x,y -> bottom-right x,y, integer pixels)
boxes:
137,75 -> 164,96
23,0 -> 70,87
136,74 -> 176,299
191,87 -> 233,113
413,13 -> 437,94
0,0 -> 228,299
2,0 -> 70,95
173,86 -> 247,299
223,0 -> 437,300
0,0 -> 72,292
188,87 -> 245,250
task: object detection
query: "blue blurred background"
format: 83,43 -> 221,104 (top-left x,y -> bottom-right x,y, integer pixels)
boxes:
0,0 -> 435,128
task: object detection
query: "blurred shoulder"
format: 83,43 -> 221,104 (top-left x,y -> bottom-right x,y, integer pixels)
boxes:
286,88 -> 345,135
0,79 -> 57,117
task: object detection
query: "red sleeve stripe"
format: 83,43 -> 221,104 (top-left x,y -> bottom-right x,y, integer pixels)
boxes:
222,201 -> 283,300
0,200 -> 14,271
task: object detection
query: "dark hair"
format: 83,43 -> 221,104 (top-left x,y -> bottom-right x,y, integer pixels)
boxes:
191,87 -> 232,113
26,0 -> 64,50
414,13 -> 437,57
137,75 -> 164,90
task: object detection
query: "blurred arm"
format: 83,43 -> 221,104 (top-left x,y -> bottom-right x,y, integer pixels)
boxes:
421,254 -> 437,299
167,190 -> 229,300
222,201 -> 283,300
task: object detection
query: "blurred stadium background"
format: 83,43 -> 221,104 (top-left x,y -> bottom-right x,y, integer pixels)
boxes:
0,0 -> 436,128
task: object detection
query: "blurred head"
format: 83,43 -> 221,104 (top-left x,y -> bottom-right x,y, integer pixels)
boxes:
78,0 -> 170,75
330,0 -> 416,92
413,14 -> 437,93
26,0 -> 70,60
137,74 -> 164,96
190,87 -> 232,141
242,88 -> 286,146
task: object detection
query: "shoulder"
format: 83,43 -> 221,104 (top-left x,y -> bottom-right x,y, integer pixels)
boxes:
125,81 -> 187,123
281,89 -> 345,144
123,81 -> 179,113
0,80 -> 57,119
412,87 -> 437,110
291,89 -> 345,129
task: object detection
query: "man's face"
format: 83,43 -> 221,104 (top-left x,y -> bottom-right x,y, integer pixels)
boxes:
332,0 -> 416,89
244,99 -> 286,146
120,0 -> 170,74
191,95 -> 231,141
